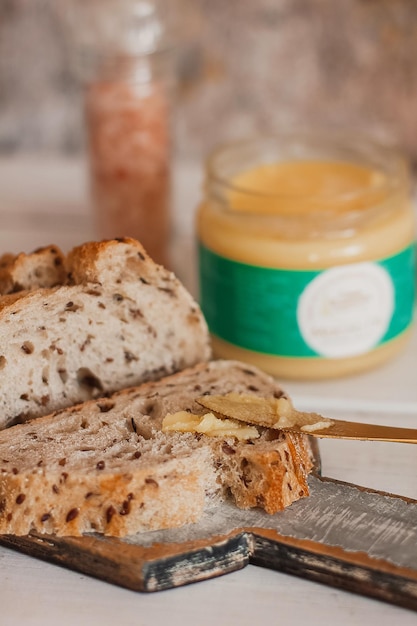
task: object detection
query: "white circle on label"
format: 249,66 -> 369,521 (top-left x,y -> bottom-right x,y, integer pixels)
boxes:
297,263 -> 394,358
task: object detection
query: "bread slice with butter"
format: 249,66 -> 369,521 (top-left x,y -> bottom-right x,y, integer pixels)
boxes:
0,360 -> 313,536
0,238 -> 211,430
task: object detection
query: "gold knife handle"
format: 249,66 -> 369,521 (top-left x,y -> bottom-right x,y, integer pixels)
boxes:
283,420 -> 417,443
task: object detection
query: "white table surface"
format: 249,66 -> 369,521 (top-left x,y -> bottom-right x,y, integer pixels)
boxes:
0,155 -> 416,626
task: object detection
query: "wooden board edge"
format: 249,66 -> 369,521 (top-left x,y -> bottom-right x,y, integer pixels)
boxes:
250,529 -> 417,612
0,530 -> 252,592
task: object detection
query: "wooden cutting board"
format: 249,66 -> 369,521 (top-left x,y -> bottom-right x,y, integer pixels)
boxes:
1,470 -> 417,611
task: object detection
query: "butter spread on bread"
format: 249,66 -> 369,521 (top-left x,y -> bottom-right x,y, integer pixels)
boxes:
162,411 -> 260,439
0,361 -> 313,536
0,238 -> 210,429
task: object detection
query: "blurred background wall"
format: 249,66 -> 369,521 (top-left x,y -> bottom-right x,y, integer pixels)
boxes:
1,0 -> 417,166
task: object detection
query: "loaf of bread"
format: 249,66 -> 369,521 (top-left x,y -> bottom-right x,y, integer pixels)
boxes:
0,238 -> 211,430
0,360 -> 313,536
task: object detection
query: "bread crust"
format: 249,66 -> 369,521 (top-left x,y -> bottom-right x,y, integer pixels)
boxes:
0,245 -> 66,294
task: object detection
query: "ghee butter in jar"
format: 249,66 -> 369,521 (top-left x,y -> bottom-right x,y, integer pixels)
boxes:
197,135 -> 416,379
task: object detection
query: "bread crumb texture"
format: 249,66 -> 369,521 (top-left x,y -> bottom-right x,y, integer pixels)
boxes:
0,238 -> 211,430
0,361 -> 313,537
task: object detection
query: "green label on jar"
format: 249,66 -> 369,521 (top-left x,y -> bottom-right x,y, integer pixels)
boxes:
198,243 -> 416,358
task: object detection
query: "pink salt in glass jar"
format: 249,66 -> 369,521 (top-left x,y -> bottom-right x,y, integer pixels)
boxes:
85,55 -> 172,266
71,1 -> 176,266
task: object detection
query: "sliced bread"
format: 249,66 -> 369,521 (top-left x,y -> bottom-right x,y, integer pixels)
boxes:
0,360 -> 313,537
0,238 -> 211,430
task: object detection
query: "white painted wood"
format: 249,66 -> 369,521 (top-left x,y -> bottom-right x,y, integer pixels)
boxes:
0,156 -> 416,624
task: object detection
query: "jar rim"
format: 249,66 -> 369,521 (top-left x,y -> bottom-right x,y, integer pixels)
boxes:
206,134 -> 409,212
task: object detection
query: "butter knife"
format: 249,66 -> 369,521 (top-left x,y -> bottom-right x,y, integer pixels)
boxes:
196,394 -> 417,444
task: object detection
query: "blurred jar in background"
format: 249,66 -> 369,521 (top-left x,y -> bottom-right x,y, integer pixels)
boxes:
68,0 -> 176,266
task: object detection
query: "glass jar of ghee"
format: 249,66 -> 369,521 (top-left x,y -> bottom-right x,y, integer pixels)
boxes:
197,135 -> 416,379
